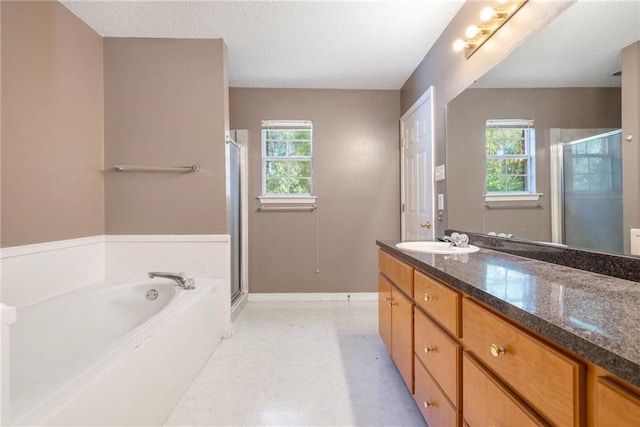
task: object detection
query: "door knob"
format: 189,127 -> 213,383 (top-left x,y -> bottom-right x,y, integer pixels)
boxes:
420,221 -> 432,229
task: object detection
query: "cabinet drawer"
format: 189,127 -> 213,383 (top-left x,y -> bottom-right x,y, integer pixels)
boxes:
414,355 -> 459,427
596,377 -> 640,426
463,352 -> 549,427
414,308 -> 461,408
414,270 -> 460,337
378,250 -> 413,296
462,298 -> 584,426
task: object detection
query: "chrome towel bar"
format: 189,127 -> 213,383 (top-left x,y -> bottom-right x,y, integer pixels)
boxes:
114,164 -> 200,173
483,202 -> 542,209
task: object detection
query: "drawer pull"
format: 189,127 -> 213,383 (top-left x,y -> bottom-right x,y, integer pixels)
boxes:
490,343 -> 507,357
424,293 -> 434,302
423,401 -> 434,409
423,345 -> 435,354
384,296 -> 391,301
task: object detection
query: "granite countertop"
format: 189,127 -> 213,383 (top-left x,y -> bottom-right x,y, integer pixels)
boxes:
377,240 -> 640,388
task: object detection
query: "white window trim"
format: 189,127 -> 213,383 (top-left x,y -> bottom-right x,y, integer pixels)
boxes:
261,120 -> 314,198
484,193 -> 542,202
257,195 -> 317,205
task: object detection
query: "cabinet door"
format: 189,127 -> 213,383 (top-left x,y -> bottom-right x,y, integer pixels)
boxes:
463,352 -> 549,427
597,377 -> 640,426
378,274 -> 392,355
392,286 -> 414,393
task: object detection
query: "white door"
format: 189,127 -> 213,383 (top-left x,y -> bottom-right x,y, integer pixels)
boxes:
401,88 -> 434,241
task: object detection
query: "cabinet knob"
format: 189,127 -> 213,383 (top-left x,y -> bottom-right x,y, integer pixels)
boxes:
423,401 -> 434,409
389,301 -> 398,306
490,343 -> 507,357
424,345 -> 435,354
424,293 -> 433,302
384,296 -> 391,301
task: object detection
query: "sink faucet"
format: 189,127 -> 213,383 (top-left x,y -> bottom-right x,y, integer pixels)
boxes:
148,272 -> 196,290
444,232 -> 469,248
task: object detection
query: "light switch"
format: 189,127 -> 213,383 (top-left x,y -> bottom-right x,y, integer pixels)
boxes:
435,164 -> 445,181
438,193 -> 445,210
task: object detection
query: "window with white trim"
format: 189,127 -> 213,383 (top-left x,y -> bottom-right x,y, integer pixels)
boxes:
262,120 -> 313,196
485,119 -> 536,196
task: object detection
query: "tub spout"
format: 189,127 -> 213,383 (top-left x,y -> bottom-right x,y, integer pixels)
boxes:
148,272 -> 196,290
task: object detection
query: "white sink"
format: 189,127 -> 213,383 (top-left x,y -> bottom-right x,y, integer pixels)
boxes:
395,241 -> 480,254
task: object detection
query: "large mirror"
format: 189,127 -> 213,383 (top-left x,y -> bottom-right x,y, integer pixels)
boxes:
446,0 -> 640,255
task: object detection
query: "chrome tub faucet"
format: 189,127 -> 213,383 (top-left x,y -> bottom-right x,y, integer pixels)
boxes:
148,272 -> 196,290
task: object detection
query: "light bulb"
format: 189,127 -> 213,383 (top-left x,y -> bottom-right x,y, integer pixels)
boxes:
453,39 -> 466,52
465,25 -> 479,39
480,6 -> 495,22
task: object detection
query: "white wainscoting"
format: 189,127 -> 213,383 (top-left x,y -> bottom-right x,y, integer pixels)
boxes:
105,235 -> 231,337
0,236 -> 105,308
105,235 -> 229,281
0,235 -> 231,336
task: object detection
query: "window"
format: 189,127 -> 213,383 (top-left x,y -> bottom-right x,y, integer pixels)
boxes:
485,119 -> 537,197
262,120 -> 313,196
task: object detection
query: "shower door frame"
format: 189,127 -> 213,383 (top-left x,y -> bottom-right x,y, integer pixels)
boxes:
227,130 -> 249,313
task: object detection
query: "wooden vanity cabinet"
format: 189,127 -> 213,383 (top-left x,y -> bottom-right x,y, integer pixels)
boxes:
596,377 -> 640,426
414,295 -> 461,409
378,251 -> 414,393
378,249 -> 639,426
378,273 -> 392,354
463,298 -> 584,426
414,270 -> 461,337
414,355 -> 460,427
391,286 -> 414,392
463,352 -> 549,426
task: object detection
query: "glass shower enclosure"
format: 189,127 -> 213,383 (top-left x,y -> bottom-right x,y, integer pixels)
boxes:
556,130 -> 623,253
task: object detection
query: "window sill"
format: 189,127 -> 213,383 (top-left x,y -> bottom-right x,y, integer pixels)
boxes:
258,196 -> 317,205
484,193 -> 542,202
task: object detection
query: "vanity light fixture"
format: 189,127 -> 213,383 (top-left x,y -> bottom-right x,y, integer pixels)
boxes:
453,0 -> 528,59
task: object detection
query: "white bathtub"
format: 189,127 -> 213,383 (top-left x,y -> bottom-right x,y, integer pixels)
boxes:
8,278 -> 222,426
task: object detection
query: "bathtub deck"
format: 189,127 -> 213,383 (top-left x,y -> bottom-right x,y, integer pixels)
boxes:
164,300 -> 425,426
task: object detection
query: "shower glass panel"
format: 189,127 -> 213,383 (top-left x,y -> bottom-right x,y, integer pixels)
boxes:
229,141 -> 242,302
562,130 -> 622,253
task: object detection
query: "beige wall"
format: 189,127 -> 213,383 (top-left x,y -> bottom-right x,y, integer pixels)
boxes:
447,87 -> 621,241
104,38 -> 229,235
400,0 -> 573,236
230,88 -> 400,293
1,1 -> 104,247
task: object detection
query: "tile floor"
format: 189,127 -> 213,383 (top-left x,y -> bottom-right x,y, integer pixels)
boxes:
164,300 -> 426,426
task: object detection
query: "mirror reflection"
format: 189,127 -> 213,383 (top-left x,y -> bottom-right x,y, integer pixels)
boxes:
446,0 -> 640,255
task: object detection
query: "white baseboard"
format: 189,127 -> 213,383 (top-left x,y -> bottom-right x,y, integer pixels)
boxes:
248,292 -> 378,302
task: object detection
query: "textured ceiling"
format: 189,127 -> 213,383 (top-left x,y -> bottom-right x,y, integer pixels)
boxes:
60,0 -> 464,89
473,0 -> 640,88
